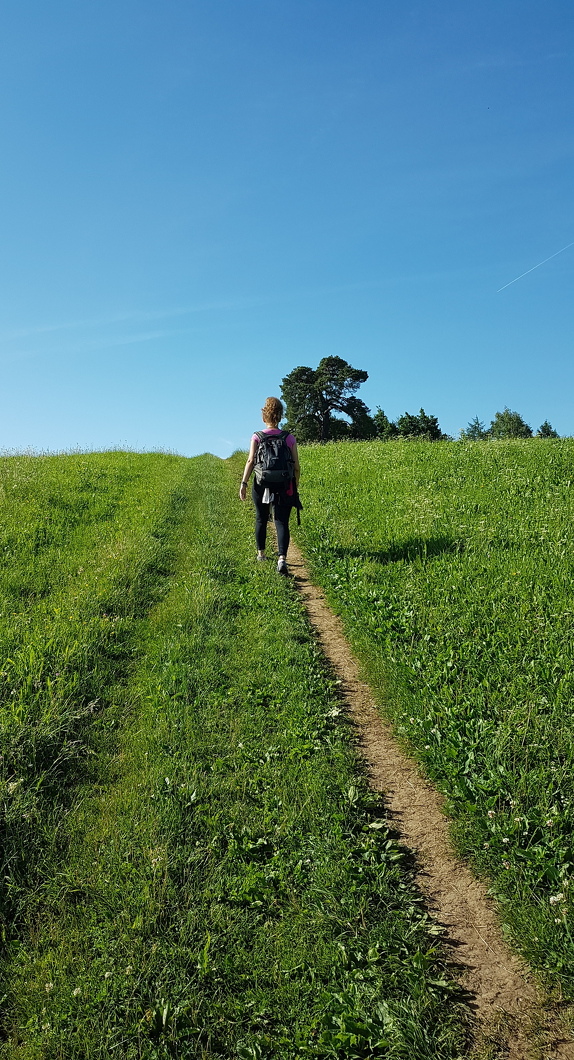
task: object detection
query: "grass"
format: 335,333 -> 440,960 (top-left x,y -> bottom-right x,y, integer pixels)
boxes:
0,451 -> 190,937
1,453 -> 468,1058
291,437 -> 574,996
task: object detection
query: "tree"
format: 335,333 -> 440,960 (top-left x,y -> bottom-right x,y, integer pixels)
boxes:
537,420 -> 559,438
395,408 -> 446,440
345,396 -> 377,439
281,357 -> 371,442
490,407 -> 532,439
373,408 -> 399,441
460,415 -> 490,440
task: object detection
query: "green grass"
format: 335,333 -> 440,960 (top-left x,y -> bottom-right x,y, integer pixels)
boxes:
1,453 -> 468,1058
0,452 -> 190,936
291,438 -> 574,994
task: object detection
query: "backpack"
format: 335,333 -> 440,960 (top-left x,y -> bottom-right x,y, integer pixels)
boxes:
253,430 -> 294,487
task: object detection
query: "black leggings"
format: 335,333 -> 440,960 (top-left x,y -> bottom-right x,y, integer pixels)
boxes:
252,482 -> 292,555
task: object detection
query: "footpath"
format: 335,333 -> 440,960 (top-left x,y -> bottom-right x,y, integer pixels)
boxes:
289,538 -> 574,1060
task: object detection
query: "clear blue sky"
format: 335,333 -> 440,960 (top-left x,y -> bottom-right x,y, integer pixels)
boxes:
1,1 -> 572,455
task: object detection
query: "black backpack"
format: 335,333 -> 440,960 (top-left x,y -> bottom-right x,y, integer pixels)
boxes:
253,430 -> 294,487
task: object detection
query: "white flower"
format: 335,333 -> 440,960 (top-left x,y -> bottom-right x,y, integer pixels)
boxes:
502,837 -> 510,844
549,894 -> 565,906
45,982 -> 54,993
104,971 -> 112,979
72,987 -> 81,997
487,810 -> 495,819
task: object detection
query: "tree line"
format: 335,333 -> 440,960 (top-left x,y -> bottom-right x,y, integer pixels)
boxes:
280,357 -> 559,443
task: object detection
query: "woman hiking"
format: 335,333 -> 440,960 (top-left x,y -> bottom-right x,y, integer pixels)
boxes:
239,397 -> 300,575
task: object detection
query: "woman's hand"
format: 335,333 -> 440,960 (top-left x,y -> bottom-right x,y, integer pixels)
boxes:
240,442 -> 257,500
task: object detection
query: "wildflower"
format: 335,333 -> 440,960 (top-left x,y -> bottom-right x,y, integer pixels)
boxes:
425,744 -> 430,750
546,819 -> 554,827
125,965 -> 133,975
502,837 -> 510,844
487,810 -> 495,819
409,717 -> 415,724
502,860 -> 511,869
72,987 -> 81,997
555,918 -> 562,924
45,982 -> 54,993
104,971 -> 112,979
549,894 -> 565,906
514,817 -> 523,824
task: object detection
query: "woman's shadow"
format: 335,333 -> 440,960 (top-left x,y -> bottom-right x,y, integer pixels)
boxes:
330,535 -> 462,566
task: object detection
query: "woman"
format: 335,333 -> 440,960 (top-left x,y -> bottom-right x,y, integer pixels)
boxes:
239,397 -> 300,574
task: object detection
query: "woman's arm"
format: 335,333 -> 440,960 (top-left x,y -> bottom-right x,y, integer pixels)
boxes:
239,436 -> 258,500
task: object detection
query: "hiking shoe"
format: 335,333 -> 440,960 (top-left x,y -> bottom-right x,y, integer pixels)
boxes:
256,554 -> 267,562
277,558 -> 288,576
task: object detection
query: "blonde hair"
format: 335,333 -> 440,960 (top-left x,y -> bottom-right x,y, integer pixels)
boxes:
261,396 -> 283,427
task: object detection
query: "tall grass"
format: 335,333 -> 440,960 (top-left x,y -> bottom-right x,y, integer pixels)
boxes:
293,438 -> 574,992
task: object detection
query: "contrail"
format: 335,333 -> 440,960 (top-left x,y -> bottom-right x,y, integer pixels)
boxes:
497,240 -> 574,292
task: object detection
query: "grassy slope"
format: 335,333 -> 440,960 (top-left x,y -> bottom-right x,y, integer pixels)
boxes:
291,438 -> 574,993
1,454 -> 468,1059
0,452 -> 190,936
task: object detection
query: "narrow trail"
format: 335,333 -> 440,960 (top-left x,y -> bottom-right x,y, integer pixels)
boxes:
288,542 -> 574,1060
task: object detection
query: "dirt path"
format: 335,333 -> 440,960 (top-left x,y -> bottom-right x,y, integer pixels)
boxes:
288,542 -> 574,1060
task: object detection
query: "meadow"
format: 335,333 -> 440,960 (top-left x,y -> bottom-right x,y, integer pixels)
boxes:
291,438 -> 574,995
0,452 -> 468,1059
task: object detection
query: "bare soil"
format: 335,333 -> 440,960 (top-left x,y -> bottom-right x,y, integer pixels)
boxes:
288,542 -> 574,1060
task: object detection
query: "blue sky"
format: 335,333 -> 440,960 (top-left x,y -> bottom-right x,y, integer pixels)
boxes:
1,1 -> 572,455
